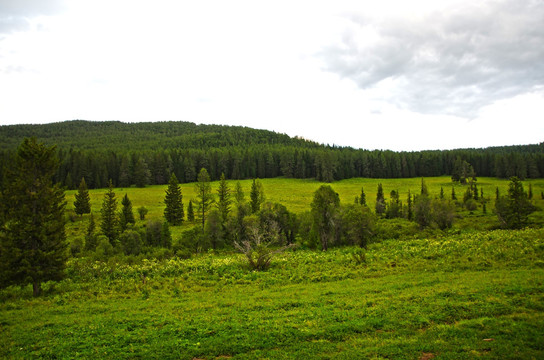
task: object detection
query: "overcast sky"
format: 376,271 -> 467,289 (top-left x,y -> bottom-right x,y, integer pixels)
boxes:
1,0 -> 543,151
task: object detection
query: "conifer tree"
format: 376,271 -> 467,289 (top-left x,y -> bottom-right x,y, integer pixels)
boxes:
120,193 -> 135,231
164,173 -> 184,225
495,177 -> 536,229
235,181 -> 245,205
375,183 -> 385,216
85,213 -> 97,251
250,178 -> 265,214
439,187 -> 445,199
187,200 -> 195,222
360,186 -> 367,206
216,173 -> 232,221
451,186 -> 457,200
0,138 -> 67,296
74,177 -> 91,216
407,190 -> 413,220
420,178 -> 429,196
100,180 -> 118,243
528,184 -> 533,199
195,168 -> 213,227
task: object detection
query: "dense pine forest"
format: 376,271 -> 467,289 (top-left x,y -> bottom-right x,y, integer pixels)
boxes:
0,120 -> 543,189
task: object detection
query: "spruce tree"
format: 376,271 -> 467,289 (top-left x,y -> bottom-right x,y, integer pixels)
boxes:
439,187 -> 445,199
164,173 -> 184,225
74,177 -> 91,216
234,181 -> 245,205
0,138 -> 67,296
375,183 -> 385,216
120,193 -> 135,231
451,186 -> 457,200
360,186 -> 366,206
216,173 -> 232,221
420,178 -> 429,196
100,180 -> 118,243
195,168 -> 213,228
85,213 -> 97,252
407,190 -> 413,220
187,200 -> 195,222
250,179 -> 265,214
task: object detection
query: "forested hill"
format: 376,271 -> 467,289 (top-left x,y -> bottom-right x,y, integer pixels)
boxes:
0,120 -> 543,189
0,120 -> 320,151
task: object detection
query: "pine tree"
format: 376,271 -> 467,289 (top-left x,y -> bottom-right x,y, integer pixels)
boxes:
360,186 -> 367,206
420,178 -> 429,196
74,177 -> 91,216
100,180 -> 118,243
234,181 -> 245,205
495,177 -> 536,229
85,213 -> 97,252
164,173 -> 184,225
119,193 -> 135,231
451,186 -> 457,200
187,200 -> 195,222
375,183 -> 385,216
528,184 -> 533,199
439,187 -> 445,199
250,179 -> 265,214
216,173 -> 232,221
195,168 -> 213,227
0,138 -> 67,296
407,190 -> 413,220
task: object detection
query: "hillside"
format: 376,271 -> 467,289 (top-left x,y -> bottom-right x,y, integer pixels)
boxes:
0,120 -> 543,189
0,120 -> 320,151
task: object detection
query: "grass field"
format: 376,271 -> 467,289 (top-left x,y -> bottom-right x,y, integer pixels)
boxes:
1,177 -> 543,359
63,176 -> 544,240
1,228 -> 543,359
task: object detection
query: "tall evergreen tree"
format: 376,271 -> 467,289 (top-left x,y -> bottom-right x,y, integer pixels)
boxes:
100,180 -> 118,243
195,168 -> 213,227
164,173 -> 184,225
250,179 -> 265,214
495,177 -> 536,229
420,178 -> 429,196
85,213 -> 97,252
360,186 -> 367,206
375,183 -> 385,216
0,138 -> 67,296
234,181 -> 245,205
74,177 -> 91,216
119,193 -> 135,231
406,190 -> 413,220
216,173 -> 232,221
187,200 -> 195,222
451,186 -> 457,200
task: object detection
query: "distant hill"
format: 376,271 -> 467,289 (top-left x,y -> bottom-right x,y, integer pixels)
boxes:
0,120 -> 320,151
0,120 -> 542,189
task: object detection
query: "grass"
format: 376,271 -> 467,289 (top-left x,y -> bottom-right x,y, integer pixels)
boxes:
63,176 -> 544,240
1,228 -> 543,359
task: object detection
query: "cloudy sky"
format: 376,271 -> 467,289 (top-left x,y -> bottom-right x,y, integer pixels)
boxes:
1,0 -> 543,151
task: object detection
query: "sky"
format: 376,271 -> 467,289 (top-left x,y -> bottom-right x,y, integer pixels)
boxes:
0,0 -> 543,151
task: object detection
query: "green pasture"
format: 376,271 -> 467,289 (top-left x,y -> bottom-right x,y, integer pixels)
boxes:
1,228 -> 543,359
64,176 -> 544,240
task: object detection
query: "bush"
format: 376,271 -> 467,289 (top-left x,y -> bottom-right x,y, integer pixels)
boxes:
94,235 -> 114,259
119,229 -> 143,255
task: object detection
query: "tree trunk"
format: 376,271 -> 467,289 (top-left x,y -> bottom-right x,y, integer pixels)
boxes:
33,281 -> 42,297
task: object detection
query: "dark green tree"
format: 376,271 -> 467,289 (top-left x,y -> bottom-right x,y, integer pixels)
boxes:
187,200 -> 195,222
205,209 -> 224,250
420,178 -> 429,196
250,179 -> 265,214
119,193 -> 135,231
341,204 -> 375,248
74,177 -> 91,216
0,138 -> 67,296
85,213 -> 97,252
164,173 -> 184,225
375,183 -> 385,216
528,184 -> 533,200
216,173 -> 232,221
137,206 -> 148,220
360,186 -> 367,206
133,157 -> 150,188
406,190 -> 413,220
311,185 -> 340,251
414,194 -> 432,229
100,180 -> 118,243
495,177 -> 536,229
195,168 -> 213,228
451,186 -> 457,201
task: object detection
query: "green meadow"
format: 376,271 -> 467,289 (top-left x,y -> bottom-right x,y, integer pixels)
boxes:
1,177 -> 544,359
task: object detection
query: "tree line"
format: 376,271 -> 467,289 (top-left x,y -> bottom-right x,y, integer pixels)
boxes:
0,121 -> 542,190
0,137 -> 538,295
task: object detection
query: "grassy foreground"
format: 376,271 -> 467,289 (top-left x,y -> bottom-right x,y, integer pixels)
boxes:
1,228 -> 543,359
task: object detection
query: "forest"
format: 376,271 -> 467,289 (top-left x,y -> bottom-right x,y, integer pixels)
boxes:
0,123 -> 543,359
0,120 -> 542,190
